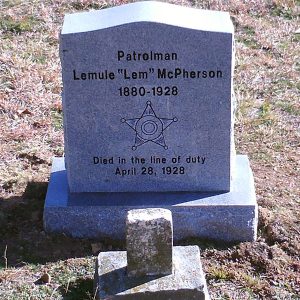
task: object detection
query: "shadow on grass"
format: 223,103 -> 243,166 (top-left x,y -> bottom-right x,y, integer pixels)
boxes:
0,181 -> 94,267
0,181 -> 238,268
61,278 -> 95,300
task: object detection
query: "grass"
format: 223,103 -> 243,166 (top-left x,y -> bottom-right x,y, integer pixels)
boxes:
207,266 -> 235,281
70,1 -> 110,10
51,109 -> 64,131
0,15 -> 37,34
276,101 -> 300,116
0,0 -> 300,299
0,258 -> 95,300
236,25 -> 260,49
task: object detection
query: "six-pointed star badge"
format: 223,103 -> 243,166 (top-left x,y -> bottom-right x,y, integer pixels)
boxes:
121,101 -> 178,150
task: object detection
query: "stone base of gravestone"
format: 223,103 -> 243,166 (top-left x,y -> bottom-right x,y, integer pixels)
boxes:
43,155 -> 258,242
94,246 -> 209,300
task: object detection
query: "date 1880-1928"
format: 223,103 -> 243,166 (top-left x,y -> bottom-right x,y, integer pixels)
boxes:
118,86 -> 178,97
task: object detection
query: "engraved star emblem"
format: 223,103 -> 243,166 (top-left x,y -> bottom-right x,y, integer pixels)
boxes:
121,101 -> 178,150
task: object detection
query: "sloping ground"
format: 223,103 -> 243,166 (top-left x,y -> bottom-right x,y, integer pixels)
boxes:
0,0 -> 299,299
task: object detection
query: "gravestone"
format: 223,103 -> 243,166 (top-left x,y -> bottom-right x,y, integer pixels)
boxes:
60,0 -> 234,193
94,208 -> 210,299
44,1 -> 258,242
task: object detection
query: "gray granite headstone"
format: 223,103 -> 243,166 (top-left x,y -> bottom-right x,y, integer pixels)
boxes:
60,1 -> 234,193
44,1 -> 258,243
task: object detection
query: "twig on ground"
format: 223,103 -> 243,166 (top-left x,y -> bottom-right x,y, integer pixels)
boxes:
3,245 -> 7,269
93,284 -> 99,300
65,277 -> 71,294
50,286 -> 59,299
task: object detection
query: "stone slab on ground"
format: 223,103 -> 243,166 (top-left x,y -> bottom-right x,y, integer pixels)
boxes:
94,245 -> 209,300
43,155 -> 258,242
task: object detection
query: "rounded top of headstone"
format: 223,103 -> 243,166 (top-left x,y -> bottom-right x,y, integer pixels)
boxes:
127,208 -> 172,223
61,1 -> 233,35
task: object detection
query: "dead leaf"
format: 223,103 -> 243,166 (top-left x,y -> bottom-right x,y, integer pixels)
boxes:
17,108 -> 32,116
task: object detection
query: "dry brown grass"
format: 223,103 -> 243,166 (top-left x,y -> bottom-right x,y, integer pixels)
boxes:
0,0 -> 299,299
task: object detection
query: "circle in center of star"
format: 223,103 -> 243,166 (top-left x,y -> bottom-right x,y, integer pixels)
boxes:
142,120 -> 157,135
136,116 -> 163,140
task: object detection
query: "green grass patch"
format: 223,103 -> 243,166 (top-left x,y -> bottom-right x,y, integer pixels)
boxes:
208,266 -> 235,281
243,26 -> 256,36
270,5 -> 294,20
0,61 -> 15,91
0,258 -> 95,299
276,101 -> 300,116
70,1 -> 110,11
272,77 -> 298,94
251,151 -> 273,163
0,15 -> 41,34
237,26 -> 260,49
51,110 -> 64,131
0,0 -> 22,8
291,34 -> 300,43
237,36 -> 260,49
257,102 -> 276,125
259,102 -> 271,118
32,54 -> 47,64
295,61 -> 300,73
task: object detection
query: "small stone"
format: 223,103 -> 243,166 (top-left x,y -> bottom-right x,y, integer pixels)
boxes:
126,208 -> 173,277
39,273 -> 51,284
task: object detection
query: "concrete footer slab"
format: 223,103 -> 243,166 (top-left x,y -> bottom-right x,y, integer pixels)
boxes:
94,246 -> 210,299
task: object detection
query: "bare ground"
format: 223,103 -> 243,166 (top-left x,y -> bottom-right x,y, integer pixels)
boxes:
0,0 -> 299,299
